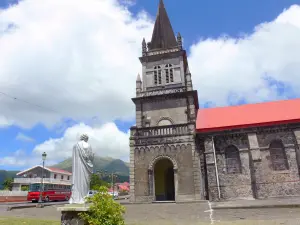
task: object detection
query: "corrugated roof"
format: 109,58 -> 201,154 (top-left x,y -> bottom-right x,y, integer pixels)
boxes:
46,167 -> 72,175
196,98 -> 300,133
16,165 -> 72,176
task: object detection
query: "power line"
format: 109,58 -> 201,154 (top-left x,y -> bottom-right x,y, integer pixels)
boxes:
0,90 -> 61,114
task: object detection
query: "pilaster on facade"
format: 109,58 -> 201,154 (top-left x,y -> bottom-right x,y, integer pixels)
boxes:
294,129 -> 300,145
129,129 -> 136,203
247,133 -> 261,161
191,141 -> 202,200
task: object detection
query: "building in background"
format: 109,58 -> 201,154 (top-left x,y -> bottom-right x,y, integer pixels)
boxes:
129,0 -> 300,203
12,165 -> 72,191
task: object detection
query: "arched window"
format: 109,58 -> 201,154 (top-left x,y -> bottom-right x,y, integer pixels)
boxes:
225,145 -> 241,174
154,66 -> 162,85
269,140 -> 289,171
165,64 -> 174,84
157,118 -> 173,126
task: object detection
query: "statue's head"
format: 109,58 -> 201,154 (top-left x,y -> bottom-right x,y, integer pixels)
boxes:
80,134 -> 89,142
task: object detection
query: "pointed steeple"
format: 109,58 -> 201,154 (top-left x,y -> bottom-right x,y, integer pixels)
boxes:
150,0 -> 178,50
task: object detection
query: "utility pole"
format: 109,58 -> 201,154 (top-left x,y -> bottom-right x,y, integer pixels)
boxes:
95,170 -> 118,198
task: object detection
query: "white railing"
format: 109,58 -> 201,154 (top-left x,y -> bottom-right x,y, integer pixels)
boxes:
13,178 -> 71,185
0,191 -> 28,196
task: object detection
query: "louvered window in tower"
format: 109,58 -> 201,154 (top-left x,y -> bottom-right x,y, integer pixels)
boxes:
165,64 -> 174,84
269,140 -> 289,171
225,145 -> 242,174
154,66 -> 162,85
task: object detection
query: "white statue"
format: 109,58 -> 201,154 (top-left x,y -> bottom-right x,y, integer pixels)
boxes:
69,134 -> 94,204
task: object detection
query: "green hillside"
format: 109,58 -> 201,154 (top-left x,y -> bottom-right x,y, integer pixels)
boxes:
52,156 -> 130,182
0,170 -> 19,189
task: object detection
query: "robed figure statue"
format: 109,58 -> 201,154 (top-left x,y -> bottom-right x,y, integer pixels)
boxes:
69,134 -> 94,204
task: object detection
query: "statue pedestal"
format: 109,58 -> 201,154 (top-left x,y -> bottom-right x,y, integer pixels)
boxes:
57,204 -> 90,225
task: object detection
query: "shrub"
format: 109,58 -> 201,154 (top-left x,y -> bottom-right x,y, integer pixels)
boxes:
78,186 -> 125,225
21,185 -> 29,191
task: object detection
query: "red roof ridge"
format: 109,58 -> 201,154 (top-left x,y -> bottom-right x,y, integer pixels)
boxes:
199,98 -> 300,111
46,167 -> 72,175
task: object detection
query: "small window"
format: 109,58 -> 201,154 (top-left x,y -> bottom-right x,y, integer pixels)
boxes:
67,176 -> 70,180
154,66 -> 162,85
54,174 -> 57,179
165,64 -> 174,83
269,140 -> 289,171
61,175 -> 64,180
225,145 -> 242,174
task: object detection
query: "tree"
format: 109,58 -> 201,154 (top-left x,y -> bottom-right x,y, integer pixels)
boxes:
79,186 -> 125,225
2,178 -> 13,191
90,174 -> 109,190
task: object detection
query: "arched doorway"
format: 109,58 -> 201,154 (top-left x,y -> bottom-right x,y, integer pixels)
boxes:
154,158 -> 175,201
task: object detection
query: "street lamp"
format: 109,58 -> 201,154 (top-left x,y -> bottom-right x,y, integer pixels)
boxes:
95,170 -> 118,199
38,152 -> 47,203
109,172 -> 118,199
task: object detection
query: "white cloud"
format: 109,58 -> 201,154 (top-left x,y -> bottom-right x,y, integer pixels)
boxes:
1,1 -> 300,129
1,122 -> 130,168
0,0 -> 153,128
15,132 -> 35,142
189,5 -> 300,107
33,122 -> 130,162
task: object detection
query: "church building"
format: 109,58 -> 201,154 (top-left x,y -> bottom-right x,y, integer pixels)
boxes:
129,0 -> 300,202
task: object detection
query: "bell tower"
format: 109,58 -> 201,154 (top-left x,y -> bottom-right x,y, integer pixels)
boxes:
129,0 -> 204,203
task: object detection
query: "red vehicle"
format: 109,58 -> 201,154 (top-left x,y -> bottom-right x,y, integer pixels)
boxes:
27,182 -> 72,203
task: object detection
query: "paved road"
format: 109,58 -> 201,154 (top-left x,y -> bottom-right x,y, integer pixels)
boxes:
1,202 -> 300,224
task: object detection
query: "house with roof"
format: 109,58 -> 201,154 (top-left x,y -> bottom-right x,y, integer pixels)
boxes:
12,165 -> 72,191
129,0 -> 300,203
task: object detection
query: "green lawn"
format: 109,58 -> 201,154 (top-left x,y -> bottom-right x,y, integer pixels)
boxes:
0,217 -> 60,225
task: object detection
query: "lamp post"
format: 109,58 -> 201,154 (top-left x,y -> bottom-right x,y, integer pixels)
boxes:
96,170 -> 118,199
109,172 -> 118,199
38,152 -> 47,203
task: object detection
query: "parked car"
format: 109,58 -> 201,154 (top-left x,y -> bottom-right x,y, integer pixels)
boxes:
87,190 -> 98,197
108,191 -> 119,198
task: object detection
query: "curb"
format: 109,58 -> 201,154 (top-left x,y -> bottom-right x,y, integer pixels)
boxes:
212,204 -> 300,210
7,202 -> 67,211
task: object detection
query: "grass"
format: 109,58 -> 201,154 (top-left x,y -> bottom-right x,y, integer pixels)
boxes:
0,217 -> 60,225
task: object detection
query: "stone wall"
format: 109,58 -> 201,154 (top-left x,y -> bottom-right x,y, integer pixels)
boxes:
132,136 -> 199,203
253,130 -> 300,198
142,98 -> 188,126
204,135 -> 253,201
204,127 -> 300,201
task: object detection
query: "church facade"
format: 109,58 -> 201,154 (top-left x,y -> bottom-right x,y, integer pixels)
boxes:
129,0 -> 300,203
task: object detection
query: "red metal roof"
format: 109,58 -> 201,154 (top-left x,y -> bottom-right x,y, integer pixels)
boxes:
46,167 -> 72,175
16,165 -> 72,176
196,98 -> 300,133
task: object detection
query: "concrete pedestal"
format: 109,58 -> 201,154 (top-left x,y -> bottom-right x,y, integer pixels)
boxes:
57,204 -> 90,225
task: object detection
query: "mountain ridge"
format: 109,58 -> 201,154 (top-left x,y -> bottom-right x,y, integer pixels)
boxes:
52,156 -> 130,182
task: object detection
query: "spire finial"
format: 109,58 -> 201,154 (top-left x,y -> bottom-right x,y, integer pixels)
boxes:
177,32 -> 182,50
136,73 -> 141,82
142,38 -> 147,56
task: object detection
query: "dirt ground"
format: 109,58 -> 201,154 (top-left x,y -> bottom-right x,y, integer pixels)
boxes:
1,203 -> 300,225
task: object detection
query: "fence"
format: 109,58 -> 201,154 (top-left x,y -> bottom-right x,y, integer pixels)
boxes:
0,191 -> 28,196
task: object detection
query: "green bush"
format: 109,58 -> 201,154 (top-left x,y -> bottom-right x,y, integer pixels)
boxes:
78,186 -> 125,225
21,185 -> 29,191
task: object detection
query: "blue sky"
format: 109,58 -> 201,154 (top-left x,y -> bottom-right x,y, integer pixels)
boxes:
0,0 -> 299,171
